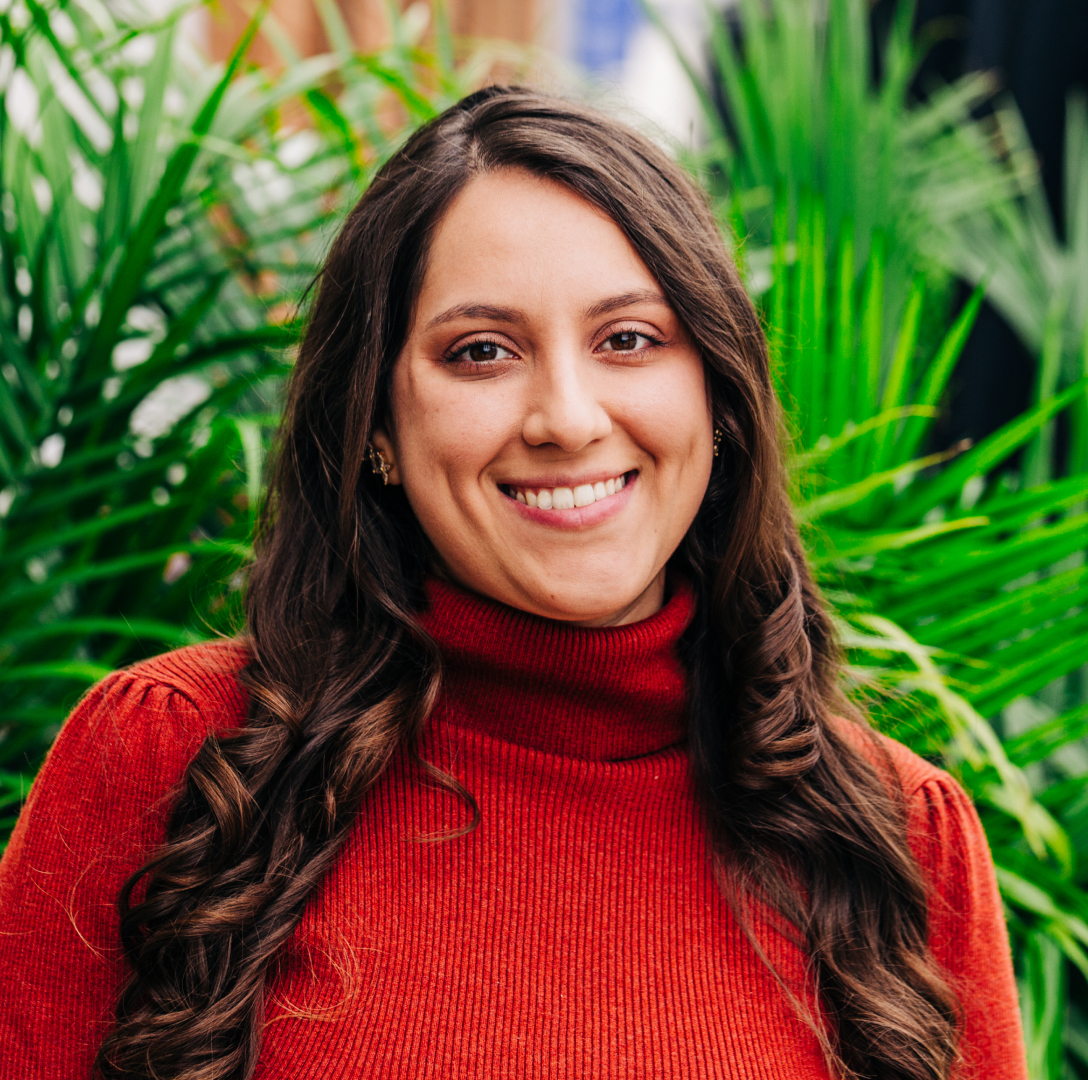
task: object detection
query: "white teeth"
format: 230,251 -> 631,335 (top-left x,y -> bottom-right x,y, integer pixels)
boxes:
509,473 -> 630,510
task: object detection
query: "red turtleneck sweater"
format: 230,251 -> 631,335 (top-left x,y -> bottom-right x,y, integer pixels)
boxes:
0,580 -> 1026,1078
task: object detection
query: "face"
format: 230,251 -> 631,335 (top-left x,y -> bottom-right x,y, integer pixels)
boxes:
371,169 -> 713,626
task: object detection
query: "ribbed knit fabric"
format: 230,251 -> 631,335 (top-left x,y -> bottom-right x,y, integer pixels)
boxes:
0,578 -> 1026,1079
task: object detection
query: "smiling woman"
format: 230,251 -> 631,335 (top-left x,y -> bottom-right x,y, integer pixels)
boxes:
0,89 -> 1026,1080
372,169 -> 712,626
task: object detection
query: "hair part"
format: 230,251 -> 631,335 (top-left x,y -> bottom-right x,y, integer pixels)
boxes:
97,87 -> 959,1080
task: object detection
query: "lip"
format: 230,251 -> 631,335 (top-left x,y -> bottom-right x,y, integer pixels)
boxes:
499,470 -> 638,529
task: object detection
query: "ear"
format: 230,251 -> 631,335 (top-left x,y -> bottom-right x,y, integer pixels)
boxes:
368,423 -> 402,485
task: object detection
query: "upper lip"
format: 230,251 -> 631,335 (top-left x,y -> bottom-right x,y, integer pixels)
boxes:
498,469 -> 635,490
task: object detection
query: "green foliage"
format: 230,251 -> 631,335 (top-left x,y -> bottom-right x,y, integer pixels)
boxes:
941,94 -> 1088,491
0,0 -> 475,835
655,0 -> 1032,333
0,2 -> 271,829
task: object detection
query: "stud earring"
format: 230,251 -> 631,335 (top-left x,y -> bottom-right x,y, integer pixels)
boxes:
712,425 -> 724,458
368,444 -> 391,485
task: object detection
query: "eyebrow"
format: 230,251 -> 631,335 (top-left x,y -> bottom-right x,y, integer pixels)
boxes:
426,290 -> 670,331
583,289 -> 670,319
425,303 -> 525,329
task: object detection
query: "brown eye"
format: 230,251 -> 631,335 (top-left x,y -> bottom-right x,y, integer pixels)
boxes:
599,330 -> 654,353
468,342 -> 500,362
449,340 -> 515,365
609,332 -> 640,351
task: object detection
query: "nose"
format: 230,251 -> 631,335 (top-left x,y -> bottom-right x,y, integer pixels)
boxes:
521,351 -> 612,452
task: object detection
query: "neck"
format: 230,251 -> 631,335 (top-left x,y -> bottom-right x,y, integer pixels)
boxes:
417,574 -> 694,760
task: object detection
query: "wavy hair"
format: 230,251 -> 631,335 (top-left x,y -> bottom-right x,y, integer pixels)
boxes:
97,87 -> 959,1080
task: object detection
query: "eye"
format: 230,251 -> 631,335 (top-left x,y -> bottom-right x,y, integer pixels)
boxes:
446,339 -> 517,365
598,330 -> 657,353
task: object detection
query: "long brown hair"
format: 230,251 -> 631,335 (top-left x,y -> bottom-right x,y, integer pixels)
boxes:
97,87 -> 959,1080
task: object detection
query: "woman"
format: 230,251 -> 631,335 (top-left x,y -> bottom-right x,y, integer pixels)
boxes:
0,88 -> 1024,1080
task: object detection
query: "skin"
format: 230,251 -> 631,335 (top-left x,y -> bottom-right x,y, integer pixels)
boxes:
371,168 -> 714,627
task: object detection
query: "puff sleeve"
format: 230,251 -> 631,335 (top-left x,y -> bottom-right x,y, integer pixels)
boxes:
0,670 -> 211,1078
907,770 -> 1028,1080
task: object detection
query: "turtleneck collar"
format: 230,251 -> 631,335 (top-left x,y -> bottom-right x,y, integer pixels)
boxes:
417,577 -> 693,761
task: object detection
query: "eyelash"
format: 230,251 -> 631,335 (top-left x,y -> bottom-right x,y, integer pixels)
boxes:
442,336 -> 513,366
598,326 -> 665,353
442,325 -> 665,366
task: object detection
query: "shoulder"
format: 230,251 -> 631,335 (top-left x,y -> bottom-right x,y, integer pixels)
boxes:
3,642 -> 254,889
833,718 -> 993,881
84,638 -> 251,741
866,726 -> 951,800
866,729 -> 986,859
831,715 -> 957,800
117,638 -> 252,722
831,718 -> 988,860
42,640 -> 252,794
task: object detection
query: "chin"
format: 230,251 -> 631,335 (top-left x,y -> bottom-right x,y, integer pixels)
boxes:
507,567 -> 662,626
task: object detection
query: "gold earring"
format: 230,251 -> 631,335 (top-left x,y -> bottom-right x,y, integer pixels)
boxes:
368,444 -> 391,485
713,425 -> 724,458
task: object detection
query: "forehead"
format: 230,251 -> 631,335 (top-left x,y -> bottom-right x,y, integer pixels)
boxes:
414,169 -> 660,318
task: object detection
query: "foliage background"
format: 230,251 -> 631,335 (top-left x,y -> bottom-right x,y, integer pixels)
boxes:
1,0 -> 1086,1075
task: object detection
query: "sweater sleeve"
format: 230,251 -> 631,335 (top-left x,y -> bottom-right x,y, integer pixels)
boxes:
906,770 -> 1027,1080
0,669 -> 212,1079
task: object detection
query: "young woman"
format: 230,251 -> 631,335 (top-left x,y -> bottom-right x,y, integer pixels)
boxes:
0,88 -> 1025,1080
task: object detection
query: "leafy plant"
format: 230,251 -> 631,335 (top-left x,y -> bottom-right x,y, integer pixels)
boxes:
0,0 -> 287,833
0,0 -> 479,838
653,0 -> 1033,335
939,94 -> 1088,492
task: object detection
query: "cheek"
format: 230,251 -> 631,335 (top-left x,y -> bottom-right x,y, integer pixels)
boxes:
391,363 -> 513,493
623,362 -> 713,473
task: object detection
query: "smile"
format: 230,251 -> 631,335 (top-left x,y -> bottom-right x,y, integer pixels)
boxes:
499,472 -> 633,510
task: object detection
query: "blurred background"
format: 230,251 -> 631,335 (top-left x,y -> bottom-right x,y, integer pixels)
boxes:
0,0 -> 1086,1074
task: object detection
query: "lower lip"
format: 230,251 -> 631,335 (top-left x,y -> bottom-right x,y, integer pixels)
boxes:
501,473 -> 638,529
